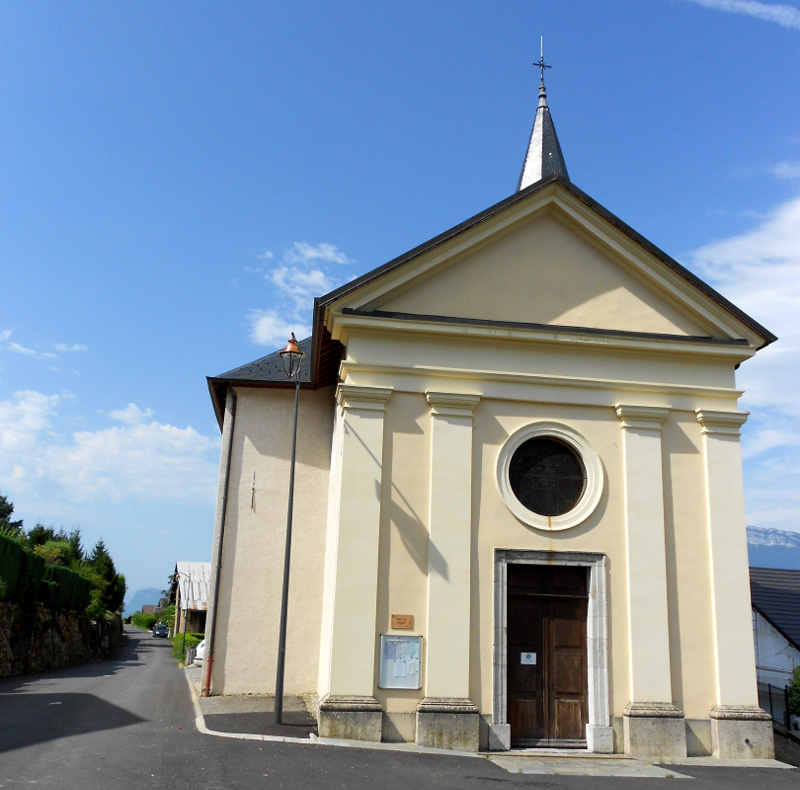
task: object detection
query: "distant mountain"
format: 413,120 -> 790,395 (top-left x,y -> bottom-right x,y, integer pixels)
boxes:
748,526 -> 800,570
123,588 -> 164,617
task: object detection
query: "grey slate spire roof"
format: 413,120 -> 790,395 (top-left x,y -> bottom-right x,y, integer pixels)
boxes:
517,76 -> 569,190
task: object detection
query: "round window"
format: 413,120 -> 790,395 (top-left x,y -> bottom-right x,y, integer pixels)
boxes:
497,421 -> 603,531
508,437 -> 586,516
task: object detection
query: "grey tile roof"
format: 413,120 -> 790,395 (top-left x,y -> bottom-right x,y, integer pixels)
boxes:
216,337 -> 313,384
750,567 -> 800,651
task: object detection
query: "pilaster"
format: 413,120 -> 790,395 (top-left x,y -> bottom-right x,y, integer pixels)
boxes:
417,391 -> 480,751
616,404 -> 685,760
317,384 -> 392,742
695,410 -> 773,758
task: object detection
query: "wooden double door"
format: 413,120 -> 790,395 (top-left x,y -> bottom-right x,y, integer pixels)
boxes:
507,564 -> 589,748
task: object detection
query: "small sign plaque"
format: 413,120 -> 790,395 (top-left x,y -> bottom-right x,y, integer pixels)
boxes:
391,614 -> 414,630
521,652 -> 537,665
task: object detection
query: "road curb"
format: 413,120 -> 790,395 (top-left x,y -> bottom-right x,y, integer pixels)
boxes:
183,667 -> 481,757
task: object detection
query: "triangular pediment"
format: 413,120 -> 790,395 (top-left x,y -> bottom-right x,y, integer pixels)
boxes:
321,180 -> 773,349
374,211 -> 707,337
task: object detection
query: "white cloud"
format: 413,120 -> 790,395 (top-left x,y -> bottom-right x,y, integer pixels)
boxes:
244,240 -> 353,349
684,191 -> 800,531
52,343 -> 88,352
8,342 -> 37,356
268,265 -> 337,315
248,309 -> 312,347
772,161 -> 800,180
108,403 -> 154,425
683,0 -> 800,29
0,390 -> 61,456
0,330 -> 11,342
284,242 -> 352,265
0,390 -> 219,503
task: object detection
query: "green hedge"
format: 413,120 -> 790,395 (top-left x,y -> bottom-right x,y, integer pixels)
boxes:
0,533 -> 46,604
41,565 -> 93,611
0,533 -> 91,611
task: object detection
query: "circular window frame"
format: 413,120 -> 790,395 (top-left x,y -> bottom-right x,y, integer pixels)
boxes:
497,421 -> 603,531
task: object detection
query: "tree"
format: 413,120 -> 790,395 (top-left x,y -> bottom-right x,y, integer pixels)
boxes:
789,666 -> 800,716
66,528 -> 85,563
88,539 -> 125,614
0,492 -> 24,536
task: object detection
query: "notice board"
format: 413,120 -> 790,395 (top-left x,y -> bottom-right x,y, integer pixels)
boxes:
378,634 -> 423,690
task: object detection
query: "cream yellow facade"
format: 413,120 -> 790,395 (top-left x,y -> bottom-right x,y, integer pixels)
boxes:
204,178 -> 775,759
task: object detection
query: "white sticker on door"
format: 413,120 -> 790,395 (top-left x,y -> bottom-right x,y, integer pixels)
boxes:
520,652 -> 537,665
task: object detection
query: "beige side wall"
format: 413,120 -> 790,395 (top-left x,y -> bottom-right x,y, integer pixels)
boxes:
211,385 -> 335,696
377,212 -> 709,338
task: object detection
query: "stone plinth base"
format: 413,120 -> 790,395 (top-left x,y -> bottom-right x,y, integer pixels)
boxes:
623,702 -> 687,761
487,723 -> 511,751
416,697 -> 480,751
710,706 -> 773,759
586,723 -> 614,753
318,695 -> 382,742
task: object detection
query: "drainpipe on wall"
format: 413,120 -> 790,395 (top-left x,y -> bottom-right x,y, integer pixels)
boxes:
202,384 -> 237,698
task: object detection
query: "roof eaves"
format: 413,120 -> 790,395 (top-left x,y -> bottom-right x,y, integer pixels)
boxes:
559,180 -> 777,349
752,600 -> 800,654
339,307 -> 752,347
313,174 -> 776,349
316,174 -> 561,310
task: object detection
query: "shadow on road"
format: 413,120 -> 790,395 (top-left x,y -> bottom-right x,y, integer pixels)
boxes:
0,692 -> 145,754
0,627 -> 168,693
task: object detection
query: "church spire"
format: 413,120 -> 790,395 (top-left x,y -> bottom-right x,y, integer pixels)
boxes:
517,41 -> 569,191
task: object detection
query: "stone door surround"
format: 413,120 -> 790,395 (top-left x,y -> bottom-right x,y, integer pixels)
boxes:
491,549 -> 612,753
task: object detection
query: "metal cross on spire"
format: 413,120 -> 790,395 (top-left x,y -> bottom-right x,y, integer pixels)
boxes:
534,36 -> 550,83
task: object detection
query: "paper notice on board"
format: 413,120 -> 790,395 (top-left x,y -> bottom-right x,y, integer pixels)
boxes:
396,642 -> 407,660
407,658 -> 419,676
394,660 -> 406,677
384,642 -> 396,660
407,641 -> 419,661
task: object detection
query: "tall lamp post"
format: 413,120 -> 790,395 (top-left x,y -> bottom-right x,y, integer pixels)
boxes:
275,333 -> 304,725
175,570 -> 192,655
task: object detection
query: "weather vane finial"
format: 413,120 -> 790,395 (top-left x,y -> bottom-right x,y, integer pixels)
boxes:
534,36 -> 550,84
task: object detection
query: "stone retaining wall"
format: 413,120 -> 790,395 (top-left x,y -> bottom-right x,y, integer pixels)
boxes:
0,602 -> 94,676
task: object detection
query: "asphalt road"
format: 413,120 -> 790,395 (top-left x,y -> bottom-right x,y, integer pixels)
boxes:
0,627 -> 798,789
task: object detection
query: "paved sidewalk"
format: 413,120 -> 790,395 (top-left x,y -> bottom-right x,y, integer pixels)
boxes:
184,665 -> 794,777
186,663 -> 317,739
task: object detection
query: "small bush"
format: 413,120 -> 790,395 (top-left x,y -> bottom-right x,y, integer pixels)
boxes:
131,611 -> 158,631
171,632 -> 203,663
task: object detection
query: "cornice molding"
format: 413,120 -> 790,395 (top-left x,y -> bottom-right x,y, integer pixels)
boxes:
695,409 -> 749,436
615,405 -> 671,431
336,384 -> 393,412
339,360 -> 744,403
425,391 -> 481,417
331,313 -> 756,364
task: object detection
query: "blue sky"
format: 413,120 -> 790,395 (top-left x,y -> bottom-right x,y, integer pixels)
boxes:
1,0 -> 799,603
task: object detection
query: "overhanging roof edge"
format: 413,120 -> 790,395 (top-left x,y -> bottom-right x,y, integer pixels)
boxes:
314,175 -> 776,348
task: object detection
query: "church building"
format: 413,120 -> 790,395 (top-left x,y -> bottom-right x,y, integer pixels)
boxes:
202,73 -> 776,759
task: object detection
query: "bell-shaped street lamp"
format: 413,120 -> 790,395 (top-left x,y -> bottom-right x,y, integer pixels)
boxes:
275,333 -> 305,724
279,333 -> 304,381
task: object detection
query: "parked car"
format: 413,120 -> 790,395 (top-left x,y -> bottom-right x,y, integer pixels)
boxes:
152,624 -> 169,638
194,639 -> 206,662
